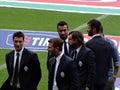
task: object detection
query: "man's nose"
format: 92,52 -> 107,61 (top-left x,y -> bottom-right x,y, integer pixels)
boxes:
16,42 -> 21,45
61,31 -> 65,34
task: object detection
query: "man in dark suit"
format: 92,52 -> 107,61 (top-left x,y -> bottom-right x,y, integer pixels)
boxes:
86,19 -> 113,90
47,21 -> 71,69
47,38 -> 79,90
100,27 -> 120,90
68,31 -> 96,90
1,31 -> 41,90
57,21 -> 70,55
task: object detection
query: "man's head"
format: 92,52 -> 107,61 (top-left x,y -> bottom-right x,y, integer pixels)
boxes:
87,19 -> 103,36
57,21 -> 69,40
13,31 -> 24,52
68,31 -> 84,49
48,38 -> 63,57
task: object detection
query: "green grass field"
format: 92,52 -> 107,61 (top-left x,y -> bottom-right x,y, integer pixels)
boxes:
0,7 -> 120,90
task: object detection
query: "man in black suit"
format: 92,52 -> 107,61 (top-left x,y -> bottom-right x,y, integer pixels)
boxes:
47,38 -> 79,90
47,21 -> 71,69
57,21 -> 70,55
86,19 -> 113,90
1,31 -> 41,90
68,31 -> 96,90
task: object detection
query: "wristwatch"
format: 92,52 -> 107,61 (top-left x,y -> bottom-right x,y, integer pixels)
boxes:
85,87 -> 89,90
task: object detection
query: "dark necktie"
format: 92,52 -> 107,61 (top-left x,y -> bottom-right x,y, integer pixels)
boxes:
64,40 -> 68,55
52,59 -> 56,79
72,50 -> 77,60
13,52 -> 20,88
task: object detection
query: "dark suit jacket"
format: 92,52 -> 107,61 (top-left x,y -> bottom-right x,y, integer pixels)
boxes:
47,44 -> 73,70
1,48 -> 41,90
48,54 -> 79,90
86,36 -> 112,87
69,46 -> 96,90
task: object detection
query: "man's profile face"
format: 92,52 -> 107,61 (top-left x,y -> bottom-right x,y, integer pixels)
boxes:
48,42 -> 56,56
13,37 -> 24,52
57,25 -> 68,40
68,34 -> 76,49
87,24 -> 93,36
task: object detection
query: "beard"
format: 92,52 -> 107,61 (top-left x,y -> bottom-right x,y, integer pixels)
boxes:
49,50 -> 58,57
88,30 -> 93,36
69,43 -> 77,49
59,35 -> 67,40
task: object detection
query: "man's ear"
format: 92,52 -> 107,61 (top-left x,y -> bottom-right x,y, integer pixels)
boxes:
55,47 -> 59,51
93,28 -> 97,34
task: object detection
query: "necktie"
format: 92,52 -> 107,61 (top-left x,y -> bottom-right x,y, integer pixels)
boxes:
72,50 -> 77,60
13,52 -> 20,88
64,40 -> 68,55
52,59 -> 56,77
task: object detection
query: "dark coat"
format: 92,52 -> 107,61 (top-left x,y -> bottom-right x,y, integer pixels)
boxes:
1,48 -> 41,90
48,54 -> 79,90
86,36 -> 112,88
69,46 -> 96,90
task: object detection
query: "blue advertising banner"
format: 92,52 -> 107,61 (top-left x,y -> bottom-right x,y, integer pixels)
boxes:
0,29 -> 59,51
0,29 -> 120,90
0,29 -> 120,89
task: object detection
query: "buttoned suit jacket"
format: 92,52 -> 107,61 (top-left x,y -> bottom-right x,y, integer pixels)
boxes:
48,54 -> 79,90
47,44 -> 73,70
69,46 -> 96,90
1,48 -> 41,90
86,36 -> 113,87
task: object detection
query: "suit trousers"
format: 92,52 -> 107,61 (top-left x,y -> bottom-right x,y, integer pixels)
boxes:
104,78 -> 114,90
94,84 -> 106,90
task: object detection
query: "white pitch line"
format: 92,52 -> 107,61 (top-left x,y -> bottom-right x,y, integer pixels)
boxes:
0,63 -> 6,71
73,14 -> 109,30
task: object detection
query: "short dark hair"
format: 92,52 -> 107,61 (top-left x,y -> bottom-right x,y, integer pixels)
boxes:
57,21 -> 68,29
69,31 -> 84,46
48,38 -> 63,51
13,31 -> 24,40
87,19 -> 103,33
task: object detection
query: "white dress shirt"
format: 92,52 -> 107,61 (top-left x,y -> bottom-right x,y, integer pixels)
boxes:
52,52 -> 63,90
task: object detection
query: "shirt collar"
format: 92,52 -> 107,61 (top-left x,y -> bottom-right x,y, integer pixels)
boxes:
76,46 -> 82,54
92,34 -> 101,39
15,47 -> 24,56
64,38 -> 68,43
56,52 -> 63,62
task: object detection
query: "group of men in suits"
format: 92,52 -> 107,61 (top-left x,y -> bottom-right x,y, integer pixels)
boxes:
0,19 -> 119,90
47,20 -> 119,90
47,21 -> 96,90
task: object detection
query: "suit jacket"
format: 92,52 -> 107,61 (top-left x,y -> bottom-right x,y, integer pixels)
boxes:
69,46 -> 96,90
48,54 -> 79,90
1,48 -> 41,90
86,36 -> 112,87
47,44 -> 73,70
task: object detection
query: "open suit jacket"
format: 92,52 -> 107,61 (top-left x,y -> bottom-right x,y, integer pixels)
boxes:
1,48 -> 41,90
69,46 -> 96,90
86,36 -> 113,89
48,54 -> 80,90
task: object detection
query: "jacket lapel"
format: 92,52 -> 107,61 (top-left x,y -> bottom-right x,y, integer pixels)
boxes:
76,46 -> 84,60
9,51 -> 14,74
20,48 -> 27,69
56,54 -> 65,75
